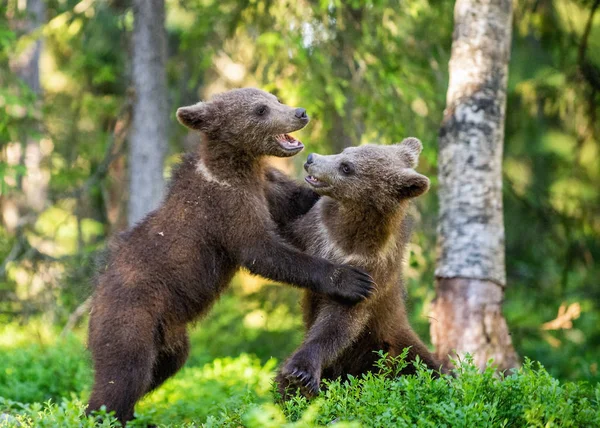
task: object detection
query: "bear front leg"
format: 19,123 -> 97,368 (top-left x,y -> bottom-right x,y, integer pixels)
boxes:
264,166 -> 320,230
277,302 -> 370,399
240,235 -> 375,304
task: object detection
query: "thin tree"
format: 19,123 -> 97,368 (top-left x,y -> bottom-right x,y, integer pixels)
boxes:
430,0 -> 519,371
128,0 -> 168,226
10,0 -> 47,222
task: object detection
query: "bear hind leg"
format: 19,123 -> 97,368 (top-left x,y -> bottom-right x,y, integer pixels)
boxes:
147,328 -> 190,393
87,309 -> 158,424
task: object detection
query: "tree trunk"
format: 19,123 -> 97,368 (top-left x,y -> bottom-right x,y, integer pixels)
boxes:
328,99 -> 357,153
430,0 -> 519,371
13,0 -> 47,216
326,5 -> 364,153
128,0 -> 168,226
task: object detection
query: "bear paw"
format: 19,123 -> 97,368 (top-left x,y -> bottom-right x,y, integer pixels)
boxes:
278,356 -> 321,399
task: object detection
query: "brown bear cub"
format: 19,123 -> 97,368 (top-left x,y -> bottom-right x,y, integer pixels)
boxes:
86,88 -> 374,424
270,138 -> 441,398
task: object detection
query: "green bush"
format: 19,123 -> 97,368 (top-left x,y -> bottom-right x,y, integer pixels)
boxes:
0,397 -> 119,427
227,353 -> 598,428
0,335 -> 92,403
1,344 -> 597,428
134,354 -> 277,425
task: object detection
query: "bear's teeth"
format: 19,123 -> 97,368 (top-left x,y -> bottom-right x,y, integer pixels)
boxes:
275,133 -> 302,148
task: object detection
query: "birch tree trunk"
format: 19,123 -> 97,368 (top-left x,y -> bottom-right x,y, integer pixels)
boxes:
430,0 -> 519,371
128,0 -> 168,226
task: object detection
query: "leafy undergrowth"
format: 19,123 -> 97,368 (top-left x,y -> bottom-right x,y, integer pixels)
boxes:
0,337 -> 598,428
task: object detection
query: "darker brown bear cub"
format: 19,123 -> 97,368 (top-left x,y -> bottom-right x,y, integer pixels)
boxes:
86,88 -> 374,424
268,138 -> 441,398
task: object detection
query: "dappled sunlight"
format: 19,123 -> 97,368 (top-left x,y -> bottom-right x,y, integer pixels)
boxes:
136,355 -> 276,425
6,259 -> 63,301
542,302 -> 581,331
504,158 -> 532,196
541,131 -> 577,160
578,138 -> 599,179
550,177 -> 597,217
237,271 -> 268,295
541,302 -> 583,349
0,321 -> 57,349
28,205 -> 103,257
187,285 -> 303,366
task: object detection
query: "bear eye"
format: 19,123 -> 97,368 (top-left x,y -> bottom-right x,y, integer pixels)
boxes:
340,162 -> 354,175
256,105 -> 268,116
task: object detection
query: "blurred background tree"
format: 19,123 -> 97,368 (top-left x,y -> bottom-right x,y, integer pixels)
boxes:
0,0 -> 598,392
128,0 -> 168,226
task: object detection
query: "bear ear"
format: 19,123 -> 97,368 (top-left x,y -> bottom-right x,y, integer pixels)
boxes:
176,102 -> 210,131
395,170 -> 430,200
394,137 -> 423,168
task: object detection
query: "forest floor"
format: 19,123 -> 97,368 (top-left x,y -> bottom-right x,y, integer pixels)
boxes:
0,280 -> 598,427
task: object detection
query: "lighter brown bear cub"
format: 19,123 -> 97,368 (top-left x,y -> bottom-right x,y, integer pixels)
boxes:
86,88 -> 374,424
269,138 -> 441,398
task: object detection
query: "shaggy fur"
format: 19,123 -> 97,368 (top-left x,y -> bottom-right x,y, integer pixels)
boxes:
86,88 -> 374,424
268,138 -> 441,398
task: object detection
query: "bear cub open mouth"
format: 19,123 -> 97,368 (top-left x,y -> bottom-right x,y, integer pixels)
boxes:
275,134 -> 303,152
305,175 -> 330,188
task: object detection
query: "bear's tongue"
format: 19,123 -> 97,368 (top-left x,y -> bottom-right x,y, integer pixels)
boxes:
275,134 -> 303,151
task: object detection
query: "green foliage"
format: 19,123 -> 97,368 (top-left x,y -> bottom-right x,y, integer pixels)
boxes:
135,354 -> 276,426
501,0 -> 600,382
0,4 -> 35,191
185,280 -> 304,366
238,0 -> 453,155
0,336 -> 598,428
0,398 -> 120,428
0,335 -> 91,403
311,356 -> 599,428
195,355 -> 600,428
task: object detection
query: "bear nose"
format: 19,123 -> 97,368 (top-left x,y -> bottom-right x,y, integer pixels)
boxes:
304,154 -> 315,172
295,107 -> 308,119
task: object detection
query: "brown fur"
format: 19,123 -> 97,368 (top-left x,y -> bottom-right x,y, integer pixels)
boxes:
268,138 -> 441,398
86,88 -> 374,424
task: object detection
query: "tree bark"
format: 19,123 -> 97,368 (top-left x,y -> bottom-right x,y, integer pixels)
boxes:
328,98 -> 357,153
325,5 -> 364,153
128,0 -> 168,226
13,0 -> 47,215
430,0 -> 519,371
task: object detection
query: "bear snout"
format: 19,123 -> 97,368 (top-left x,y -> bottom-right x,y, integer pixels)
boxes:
295,108 -> 308,119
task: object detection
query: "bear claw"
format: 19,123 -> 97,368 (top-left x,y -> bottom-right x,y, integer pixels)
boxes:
285,367 -> 320,398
